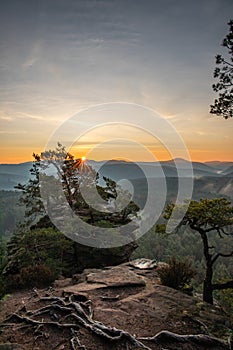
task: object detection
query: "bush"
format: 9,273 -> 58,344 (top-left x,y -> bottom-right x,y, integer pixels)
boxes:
6,264 -> 56,290
215,283 -> 233,321
158,256 -> 195,291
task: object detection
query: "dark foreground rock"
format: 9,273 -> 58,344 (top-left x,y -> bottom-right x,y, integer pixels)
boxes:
72,241 -> 138,272
0,260 -> 232,350
0,345 -> 24,350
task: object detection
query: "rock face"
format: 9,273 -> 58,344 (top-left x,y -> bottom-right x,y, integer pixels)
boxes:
65,265 -> 146,293
64,261 -> 230,349
73,241 -> 138,272
0,259 -> 231,350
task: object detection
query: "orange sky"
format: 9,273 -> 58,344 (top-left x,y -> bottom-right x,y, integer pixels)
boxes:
1,118 -> 232,164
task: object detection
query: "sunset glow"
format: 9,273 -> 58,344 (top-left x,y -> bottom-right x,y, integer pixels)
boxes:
0,1 -> 232,164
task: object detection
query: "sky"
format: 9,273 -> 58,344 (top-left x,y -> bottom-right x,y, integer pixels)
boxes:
0,0 -> 233,163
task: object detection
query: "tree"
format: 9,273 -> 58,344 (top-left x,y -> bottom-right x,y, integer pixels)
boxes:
8,143 -> 140,285
100,176 -> 139,224
0,236 -> 7,297
157,198 -> 233,304
210,20 -> 233,119
15,143 -> 139,230
15,153 -> 45,227
40,143 -> 95,210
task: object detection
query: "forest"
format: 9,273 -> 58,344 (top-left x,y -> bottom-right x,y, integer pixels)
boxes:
0,142 -> 232,316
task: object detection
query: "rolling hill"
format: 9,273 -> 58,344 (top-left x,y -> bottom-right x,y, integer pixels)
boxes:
0,159 -> 232,191
222,165 -> 233,175
204,161 -> 233,171
0,162 -> 32,190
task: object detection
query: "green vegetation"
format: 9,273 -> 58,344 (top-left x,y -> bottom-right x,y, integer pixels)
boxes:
0,237 -> 7,297
0,190 -> 24,238
156,198 -> 233,304
216,287 -> 233,322
3,228 -> 77,289
210,19 -> 233,119
15,144 -> 140,229
133,221 -> 233,315
0,144 -> 232,316
15,153 -> 44,227
0,144 -> 140,296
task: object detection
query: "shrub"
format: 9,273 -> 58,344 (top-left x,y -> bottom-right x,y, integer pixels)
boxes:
6,264 -> 56,290
21,264 -> 56,287
4,228 -> 78,278
215,283 -> 233,321
158,256 -> 195,291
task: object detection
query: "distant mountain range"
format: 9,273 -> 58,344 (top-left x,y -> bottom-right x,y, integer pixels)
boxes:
0,159 -> 232,184
0,159 -> 232,238
92,159 -> 223,180
0,159 -> 233,200
0,162 -> 32,191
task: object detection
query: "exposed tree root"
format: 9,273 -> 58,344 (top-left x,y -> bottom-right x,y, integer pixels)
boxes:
138,331 -> 231,348
70,328 -> 87,350
0,293 -> 231,350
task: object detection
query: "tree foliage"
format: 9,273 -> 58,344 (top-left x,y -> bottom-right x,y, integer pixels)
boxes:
2,144 -> 140,292
41,143 -> 96,210
15,154 -> 45,227
210,20 -> 233,118
0,236 -> 7,297
15,143 -> 139,229
157,198 -> 233,304
0,191 -> 24,238
3,228 -> 77,289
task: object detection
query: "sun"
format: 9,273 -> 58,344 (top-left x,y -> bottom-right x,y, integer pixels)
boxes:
81,156 -> 86,162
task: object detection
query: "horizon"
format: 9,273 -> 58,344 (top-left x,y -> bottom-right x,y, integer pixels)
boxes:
1,157 -> 233,166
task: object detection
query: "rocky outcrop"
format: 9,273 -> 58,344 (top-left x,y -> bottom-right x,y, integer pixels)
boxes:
72,241 -> 138,272
0,259 -> 231,350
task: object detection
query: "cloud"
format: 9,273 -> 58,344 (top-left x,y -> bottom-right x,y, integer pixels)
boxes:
0,112 -> 14,121
0,130 -> 27,134
0,0 -> 233,162
17,112 -> 47,121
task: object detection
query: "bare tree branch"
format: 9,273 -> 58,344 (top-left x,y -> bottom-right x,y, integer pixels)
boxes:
212,280 -> 233,291
212,251 -> 233,265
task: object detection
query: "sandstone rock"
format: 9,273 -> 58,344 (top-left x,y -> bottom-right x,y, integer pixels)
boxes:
0,261 -> 231,350
129,258 -> 157,269
86,265 -> 146,287
53,278 -> 72,288
64,282 -> 108,294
